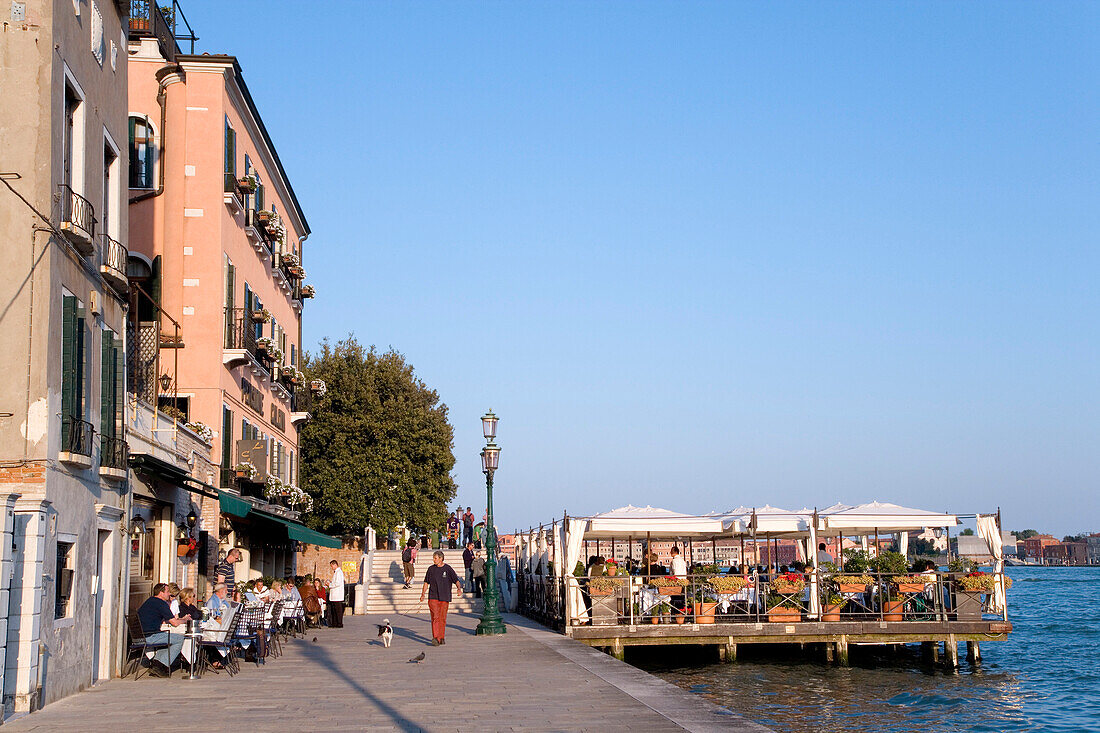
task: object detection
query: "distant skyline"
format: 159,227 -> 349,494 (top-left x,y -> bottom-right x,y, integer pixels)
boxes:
185,1 -> 1098,535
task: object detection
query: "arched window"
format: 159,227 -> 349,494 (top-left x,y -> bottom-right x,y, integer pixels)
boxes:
128,116 -> 155,189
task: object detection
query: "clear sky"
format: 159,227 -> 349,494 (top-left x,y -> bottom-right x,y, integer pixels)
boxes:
183,1 -> 1098,536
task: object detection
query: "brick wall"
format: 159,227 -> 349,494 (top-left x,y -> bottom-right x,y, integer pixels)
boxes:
295,536 -> 365,583
0,463 -> 46,483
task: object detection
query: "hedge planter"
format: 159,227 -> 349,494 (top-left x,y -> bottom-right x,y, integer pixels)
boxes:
767,607 -> 801,623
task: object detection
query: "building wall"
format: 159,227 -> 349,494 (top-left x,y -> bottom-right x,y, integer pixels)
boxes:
0,0 -> 131,715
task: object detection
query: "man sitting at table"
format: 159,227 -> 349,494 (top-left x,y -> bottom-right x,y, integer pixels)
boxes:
205,583 -> 230,621
138,582 -> 190,676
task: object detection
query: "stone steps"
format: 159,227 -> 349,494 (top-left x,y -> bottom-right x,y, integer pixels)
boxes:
365,550 -> 481,614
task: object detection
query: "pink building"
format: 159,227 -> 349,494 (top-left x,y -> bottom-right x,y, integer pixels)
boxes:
127,13 -> 328,580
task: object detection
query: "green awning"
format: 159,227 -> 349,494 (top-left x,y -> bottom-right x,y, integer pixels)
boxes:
130,453 -> 219,498
219,491 -> 252,518
255,510 -> 341,548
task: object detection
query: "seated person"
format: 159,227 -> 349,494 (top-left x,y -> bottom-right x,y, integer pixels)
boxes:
205,583 -> 231,621
137,582 -> 190,676
167,582 -> 182,616
270,579 -> 285,600
285,579 -> 301,600
177,587 -> 202,621
252,579 -> 272,601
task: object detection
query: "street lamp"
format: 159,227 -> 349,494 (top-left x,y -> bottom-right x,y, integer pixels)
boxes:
476,410 -> 506,636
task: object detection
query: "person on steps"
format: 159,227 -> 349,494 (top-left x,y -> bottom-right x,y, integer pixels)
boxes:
420,551 -> 463,646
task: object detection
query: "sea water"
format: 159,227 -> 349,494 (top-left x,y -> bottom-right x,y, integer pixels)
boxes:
636,567 -> 1100,732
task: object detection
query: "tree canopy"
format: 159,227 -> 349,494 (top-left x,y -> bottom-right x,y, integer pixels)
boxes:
299,337 -> 457,536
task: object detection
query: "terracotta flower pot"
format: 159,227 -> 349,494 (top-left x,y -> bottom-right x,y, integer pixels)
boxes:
883,599 -> 904,621
589,588 -> 613,596
822,604 -> 842,622
837,583 -> 866,594
606,566 -> 618,576
768,607 -> 801,623
675,616 -> 686,624
657,586 -> 681,595
896,582 -> 925,594
649,616 -> 659,624
695,601 -> 718,624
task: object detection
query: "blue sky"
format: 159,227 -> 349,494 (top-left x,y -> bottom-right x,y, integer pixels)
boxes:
187,1 -> 1098,536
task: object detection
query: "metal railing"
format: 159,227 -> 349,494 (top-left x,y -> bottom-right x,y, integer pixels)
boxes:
58,184 -> 95,246
224,307 -> 259,358
101,434 -> 128,470
61,415 -> 94,456
525,570 -> 1010,628
292,384 -> 314,414
100,234 -> 128,288
129,1 -> 198,58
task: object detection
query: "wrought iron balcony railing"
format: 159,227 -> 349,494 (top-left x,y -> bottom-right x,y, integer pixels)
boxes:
101,434 -> 128,470
58,184 -> 95,253
61,415 -> 94,457
100,234 -> 128,290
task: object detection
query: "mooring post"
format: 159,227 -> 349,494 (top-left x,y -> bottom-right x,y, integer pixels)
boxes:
944,634 -> 959,670
836,635 -> 850,667
725,638 -> 737,663
610,638 -> 625,661
824,642 -> 835,664
922,641 -> 939,665
966,640 -> 981,665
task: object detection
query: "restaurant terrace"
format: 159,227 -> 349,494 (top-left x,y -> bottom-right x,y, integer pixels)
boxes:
515,502 -> 1012,667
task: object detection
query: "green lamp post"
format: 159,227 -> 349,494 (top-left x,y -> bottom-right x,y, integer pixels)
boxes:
476,410 -> 507,636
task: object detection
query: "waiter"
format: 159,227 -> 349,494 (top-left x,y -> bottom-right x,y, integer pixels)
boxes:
327,559 -> 346,628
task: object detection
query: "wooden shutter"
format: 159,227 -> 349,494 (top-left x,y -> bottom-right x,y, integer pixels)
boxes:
255,183 -> 264,212
75,311 -> 85,420
144,118 -> 154,187
224,123 -> 236,176
222,406 -> 233,468
100,331 -> 114,438
61,296 -> 76,426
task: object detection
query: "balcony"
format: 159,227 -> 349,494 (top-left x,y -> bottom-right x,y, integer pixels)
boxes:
99,234 -> 128,292
223,173 -> 245,214
243,208 -> 270,254
223,307 -> 270,378
129,1 -> 198,60
100,435 -> 129,480
59,415 -> 94,467
58,184 -> 95,254
290,384 -> 314,425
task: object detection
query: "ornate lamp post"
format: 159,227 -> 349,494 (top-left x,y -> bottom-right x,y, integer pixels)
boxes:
476,410 -> 506,636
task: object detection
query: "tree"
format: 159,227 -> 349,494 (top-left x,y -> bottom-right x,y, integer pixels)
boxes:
1012,529 -> 1039,540
299,337 -> 457,536
959,528 -> 974,536
1063,534 -> 1085,543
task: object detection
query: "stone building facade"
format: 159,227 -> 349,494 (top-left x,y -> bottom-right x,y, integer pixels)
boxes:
0,0 -> 133,715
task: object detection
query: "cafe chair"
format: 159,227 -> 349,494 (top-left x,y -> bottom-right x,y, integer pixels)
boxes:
124,614 -> 170,679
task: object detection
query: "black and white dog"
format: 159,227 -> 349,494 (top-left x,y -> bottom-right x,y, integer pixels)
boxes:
376,619 -> 394,648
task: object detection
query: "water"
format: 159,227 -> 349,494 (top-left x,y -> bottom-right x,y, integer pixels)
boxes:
635,567 -> 1100,732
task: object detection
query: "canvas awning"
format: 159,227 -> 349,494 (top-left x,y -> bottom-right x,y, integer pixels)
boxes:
579,505 -> 730,539
129,453 -> 219,498
818,501 -> 958,533
249,507 -> 342,549
218,491 -> 253,518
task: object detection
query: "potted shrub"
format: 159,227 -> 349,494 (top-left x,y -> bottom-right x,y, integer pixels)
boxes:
604,558 -> 619,576
657,602 -> 672,623
841,548 -> 872,573
238,173 -> 258,192
893,574 -> 927,595
953,571 -> 1011,620
256,209 -> 274,223
183,420 -> 213,443
832,574 -> 874,594
588,576 -> 623,597
767,573 -> 806,622
234,461 -> 258,481
250,308 -> 270,324
255,337 -> 273,355
300,284 -> 315,299
766,594 -> 801,623
707,575 -> 750,594
821,591 -> 844,621
651,576 -> 688,595
310,379 -> 327,397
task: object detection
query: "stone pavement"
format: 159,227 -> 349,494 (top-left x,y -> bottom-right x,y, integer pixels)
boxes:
3,612 -> 769,732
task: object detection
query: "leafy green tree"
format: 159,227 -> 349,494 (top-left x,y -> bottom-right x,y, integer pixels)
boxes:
1012,529 -> 1039,539
960,528 -> 974,536
299,337 -> 457,536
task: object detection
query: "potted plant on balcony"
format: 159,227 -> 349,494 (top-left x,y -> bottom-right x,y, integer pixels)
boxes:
651,576 -> 688,595
184,420 -> 213,444
256,210 -> 274,224
264,475 -> 286,501
953,571 -> 1011,620
256,337 -> 273,356
767,572 -> 805,622
604,558 -> 619,576
832,573 -> 874,594
234,461 -> 258,481
299,284 -> 315,299
821,591 -> 845,621
892,574 -> 927,595
706,575 -> 749,594
870,551 -> 909,621
251,308 -> 270,324
281,252 -> 300,267
588,576 -> 624,597
238,173 -> 258,192
310,379 -> 327,397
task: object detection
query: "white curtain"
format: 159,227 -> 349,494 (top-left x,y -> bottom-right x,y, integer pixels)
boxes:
537,530 -> 548,575
807,522 -> 820,618
564,519 -> 588,624
517,534 -> 527,573
861,535 -> 870,554
527,530 -> 537,574
899,531 -> 909,558
554,522 -> 565,578
976,515 -> 1006,614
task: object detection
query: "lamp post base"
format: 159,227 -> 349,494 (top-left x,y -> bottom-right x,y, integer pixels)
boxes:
475,614 -> 507,636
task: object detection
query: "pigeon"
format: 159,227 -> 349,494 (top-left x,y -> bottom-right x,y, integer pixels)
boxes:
408,652 -> 425,663
377,619 -> 394,648
312,637 -> 318,643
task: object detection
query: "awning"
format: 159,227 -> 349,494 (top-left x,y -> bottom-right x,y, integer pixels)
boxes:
219,491 -> 252,518
129,453 -> 219,498
253,509 -> 341,548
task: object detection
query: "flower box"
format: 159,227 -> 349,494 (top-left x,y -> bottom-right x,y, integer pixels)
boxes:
657,586 -> 681,595
767,607 -> 801,623
837,583 -> 867,594
589,587 -> 614,597
896,582 -> 925,594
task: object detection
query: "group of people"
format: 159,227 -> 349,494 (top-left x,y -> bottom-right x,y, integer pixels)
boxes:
402,537 -> 514,598
135,549 -> 348,677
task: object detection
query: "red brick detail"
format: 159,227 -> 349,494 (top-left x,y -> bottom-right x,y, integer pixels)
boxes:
0,465 -> 47,483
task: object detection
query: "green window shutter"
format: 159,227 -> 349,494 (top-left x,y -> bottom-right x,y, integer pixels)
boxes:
144,118 -> 154,188
128,117 -> 137,187
222,406 -> 233,468
61,296 -> 76,437
224,124 -> 236,176
114,335 -> 123,438
255,183 -> 264,212
100,331 -> 112,438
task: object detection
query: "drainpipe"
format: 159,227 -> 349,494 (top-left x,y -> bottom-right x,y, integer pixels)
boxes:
128,81 -> 168,204
153,65 -> 187,352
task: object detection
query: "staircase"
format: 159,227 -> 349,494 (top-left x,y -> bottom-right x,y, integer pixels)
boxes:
364,550 -> 484,615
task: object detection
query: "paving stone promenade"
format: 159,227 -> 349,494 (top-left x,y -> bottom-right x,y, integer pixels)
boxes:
4,612 -> 769,732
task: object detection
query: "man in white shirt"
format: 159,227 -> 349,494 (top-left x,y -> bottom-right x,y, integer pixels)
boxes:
817,542 -> 835,567
327,559 -> 346,628
669,545 -> 688,577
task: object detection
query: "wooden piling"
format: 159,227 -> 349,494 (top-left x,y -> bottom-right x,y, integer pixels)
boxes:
725,639 -> 737,663
610,638 -> 625,661
944,634 -> 959,669
922,641 -> 939,665
966,640 -> 981,665
824,642 -> 835,664
836,636 -> 850,666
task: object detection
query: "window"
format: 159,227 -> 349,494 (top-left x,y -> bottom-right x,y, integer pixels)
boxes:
290,343 -> 296,367
100,329 -> 121,441
63,83 -> 82,192
61,294 -> 87,441
221,405 -> 234,485
55,541 -> 75,619
128,116 -> 154,189
102,138 -> 118,238
224,118 -> 236,179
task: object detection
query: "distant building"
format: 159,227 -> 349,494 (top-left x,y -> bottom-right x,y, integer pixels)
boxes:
1022,534 -> 1060,562
1086,534 -> 1100,565
954,531 -> 1017,563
